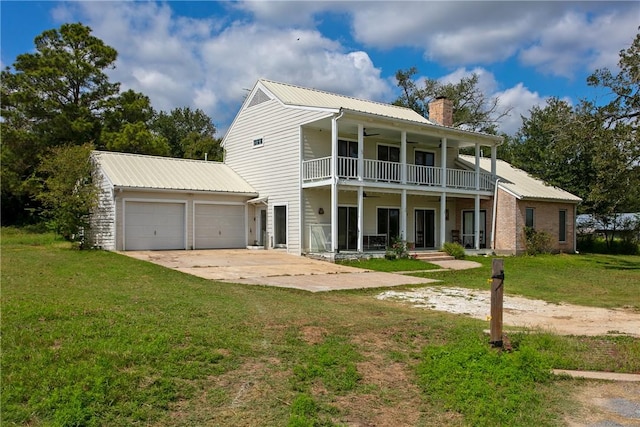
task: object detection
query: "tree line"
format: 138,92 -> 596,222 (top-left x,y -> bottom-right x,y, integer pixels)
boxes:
2,23 -> 638,244
394,29 -> 639,236
1,23 -> 223,227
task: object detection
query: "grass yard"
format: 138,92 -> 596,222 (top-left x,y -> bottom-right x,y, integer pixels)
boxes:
337,257 -> 440,272
407,254 -> 640,310
2,228 -> 639,426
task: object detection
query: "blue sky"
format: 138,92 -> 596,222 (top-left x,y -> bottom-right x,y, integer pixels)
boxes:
2,1 -> 638,136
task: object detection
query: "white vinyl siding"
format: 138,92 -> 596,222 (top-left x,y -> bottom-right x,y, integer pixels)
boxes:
90,168 -> 116,250
224,97 -> 329,254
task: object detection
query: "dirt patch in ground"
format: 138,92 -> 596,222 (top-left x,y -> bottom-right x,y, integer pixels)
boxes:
377,287 -> 640,337
565,381 -> 640,426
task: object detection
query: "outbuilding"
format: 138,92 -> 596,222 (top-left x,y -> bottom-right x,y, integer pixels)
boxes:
90,151 -> 258,251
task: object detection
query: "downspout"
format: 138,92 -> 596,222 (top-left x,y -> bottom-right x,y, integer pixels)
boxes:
491,178 -> 501,251
330,109 -> 344,254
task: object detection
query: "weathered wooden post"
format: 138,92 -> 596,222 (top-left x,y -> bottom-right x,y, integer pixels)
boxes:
490,258 -> 504,347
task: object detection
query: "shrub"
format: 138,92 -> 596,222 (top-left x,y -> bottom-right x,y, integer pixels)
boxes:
442,242 -> 465,259
386,237 -> 410,259
524,227 -> 552,255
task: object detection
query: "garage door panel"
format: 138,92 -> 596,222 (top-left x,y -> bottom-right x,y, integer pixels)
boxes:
195,204 -> 245,249
125,202 -> 185,250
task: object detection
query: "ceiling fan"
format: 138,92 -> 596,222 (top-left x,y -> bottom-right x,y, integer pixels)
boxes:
363,128 -> 380,137
363,192 -> 381,198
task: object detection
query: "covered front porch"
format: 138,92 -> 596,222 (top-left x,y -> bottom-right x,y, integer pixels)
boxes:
302,187 -> 492,254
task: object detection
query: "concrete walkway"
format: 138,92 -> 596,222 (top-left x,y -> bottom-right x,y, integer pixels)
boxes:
123,249 -> 441,292
553,370 -> 640,382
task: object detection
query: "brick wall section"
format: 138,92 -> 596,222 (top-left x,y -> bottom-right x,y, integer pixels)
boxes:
516,200 -> 576,254
495,189 -> 517,253
453,190 -> 577,254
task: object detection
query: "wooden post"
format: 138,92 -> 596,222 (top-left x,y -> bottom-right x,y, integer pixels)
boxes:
490,258 -> 504,347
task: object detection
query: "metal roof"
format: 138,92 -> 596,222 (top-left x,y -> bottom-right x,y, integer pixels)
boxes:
259,79 -> 433,125
93,151 -> 257,195
459,155 -> 582,202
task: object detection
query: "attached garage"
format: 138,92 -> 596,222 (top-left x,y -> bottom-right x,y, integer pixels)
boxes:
194,203 -> 246,249
91,151 -> 258,251
124,201 -> 186,250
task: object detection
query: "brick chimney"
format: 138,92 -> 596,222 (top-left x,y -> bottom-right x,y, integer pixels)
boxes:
428,97 -> 453,127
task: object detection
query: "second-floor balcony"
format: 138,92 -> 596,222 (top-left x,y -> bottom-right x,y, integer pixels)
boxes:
302,156 -> 494,192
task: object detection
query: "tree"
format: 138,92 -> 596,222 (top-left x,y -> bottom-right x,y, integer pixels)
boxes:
512,30 -> 640,250
1,23 -> 119,224
152,107 -> 222,160
103,122 -> 170,156
393,67 -> 511,134
36,143 -> 98,243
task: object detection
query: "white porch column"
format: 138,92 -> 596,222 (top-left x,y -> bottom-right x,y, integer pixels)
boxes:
357,186 -> 364,252
400,189 -> 407,241
474,194 -> 481,250
401,131 -> 407,184
491,145 -> 497,178
475,143 -> 481,191
440,138 -> 448,188
440,193 -> 447,248
331,115 -> 339,252
358,124 -> 364,181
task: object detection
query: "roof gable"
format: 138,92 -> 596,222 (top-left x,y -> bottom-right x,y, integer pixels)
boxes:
257,79 -> 433,125
93,151 -> 257,195
458,155 -> 581,203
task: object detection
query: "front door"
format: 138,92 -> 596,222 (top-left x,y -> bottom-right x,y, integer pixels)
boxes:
462,210 -> 486,248
415,209 -> 435,248
274,205 -> 287,247
257,208 -> 267,246
338,206 -> 358,250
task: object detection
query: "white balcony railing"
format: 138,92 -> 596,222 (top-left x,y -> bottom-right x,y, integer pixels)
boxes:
302,156 -> 494,191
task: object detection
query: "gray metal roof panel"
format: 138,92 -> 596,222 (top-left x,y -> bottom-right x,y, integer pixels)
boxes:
93,151 -> 257,194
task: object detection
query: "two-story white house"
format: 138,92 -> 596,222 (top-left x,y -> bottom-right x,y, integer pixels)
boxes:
91,79 -> 581,255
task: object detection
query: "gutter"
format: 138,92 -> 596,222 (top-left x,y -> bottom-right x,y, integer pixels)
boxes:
491,178 -> 501,251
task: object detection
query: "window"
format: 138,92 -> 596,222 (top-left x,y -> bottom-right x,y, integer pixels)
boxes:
253,138 -> 264,148
274,205 -> 286,246
415,150 -> 435,167
338,140 -> 358,158
559,210 -> 567,242
378,145 -> 400,162
525,208 -> 534,228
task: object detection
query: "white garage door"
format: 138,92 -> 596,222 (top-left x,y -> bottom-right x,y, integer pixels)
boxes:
194,204 -> 245,249
125,202 -> 185,250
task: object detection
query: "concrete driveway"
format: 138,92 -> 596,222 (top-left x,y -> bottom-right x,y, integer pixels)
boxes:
123,249 -> 438,292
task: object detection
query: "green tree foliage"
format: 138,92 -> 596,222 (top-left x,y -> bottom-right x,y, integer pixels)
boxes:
1,23 -> 118,224
35,143 -> 98,242
103,122 -> 170,156
393,67 -> 511,134
512,30 -> 640,242
152,107 -> 223,160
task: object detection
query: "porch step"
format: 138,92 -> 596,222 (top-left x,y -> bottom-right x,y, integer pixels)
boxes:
411,251 -> 455,262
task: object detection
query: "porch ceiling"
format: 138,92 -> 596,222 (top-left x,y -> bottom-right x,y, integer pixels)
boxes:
303,116 -> 496,148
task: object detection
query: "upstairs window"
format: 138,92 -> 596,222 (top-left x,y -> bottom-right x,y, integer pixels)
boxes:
253,138 -> 264,148
378,144 -> 400,162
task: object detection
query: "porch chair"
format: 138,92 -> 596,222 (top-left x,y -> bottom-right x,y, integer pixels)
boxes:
451,230 -> 461,244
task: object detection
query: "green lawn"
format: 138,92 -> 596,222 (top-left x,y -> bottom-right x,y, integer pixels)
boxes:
337,256 -> 440,272
2,229 -> 639,426
407,254 -> 640,309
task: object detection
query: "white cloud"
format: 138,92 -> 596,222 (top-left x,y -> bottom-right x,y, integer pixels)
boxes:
52,1 -> 393,135
347,1 -> 638,76
494,83 -> 547,136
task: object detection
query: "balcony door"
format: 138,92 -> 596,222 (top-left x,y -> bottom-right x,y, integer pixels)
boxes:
415,209 -> 435,249
338,206 -> 358,251
377,207 -> 400,247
